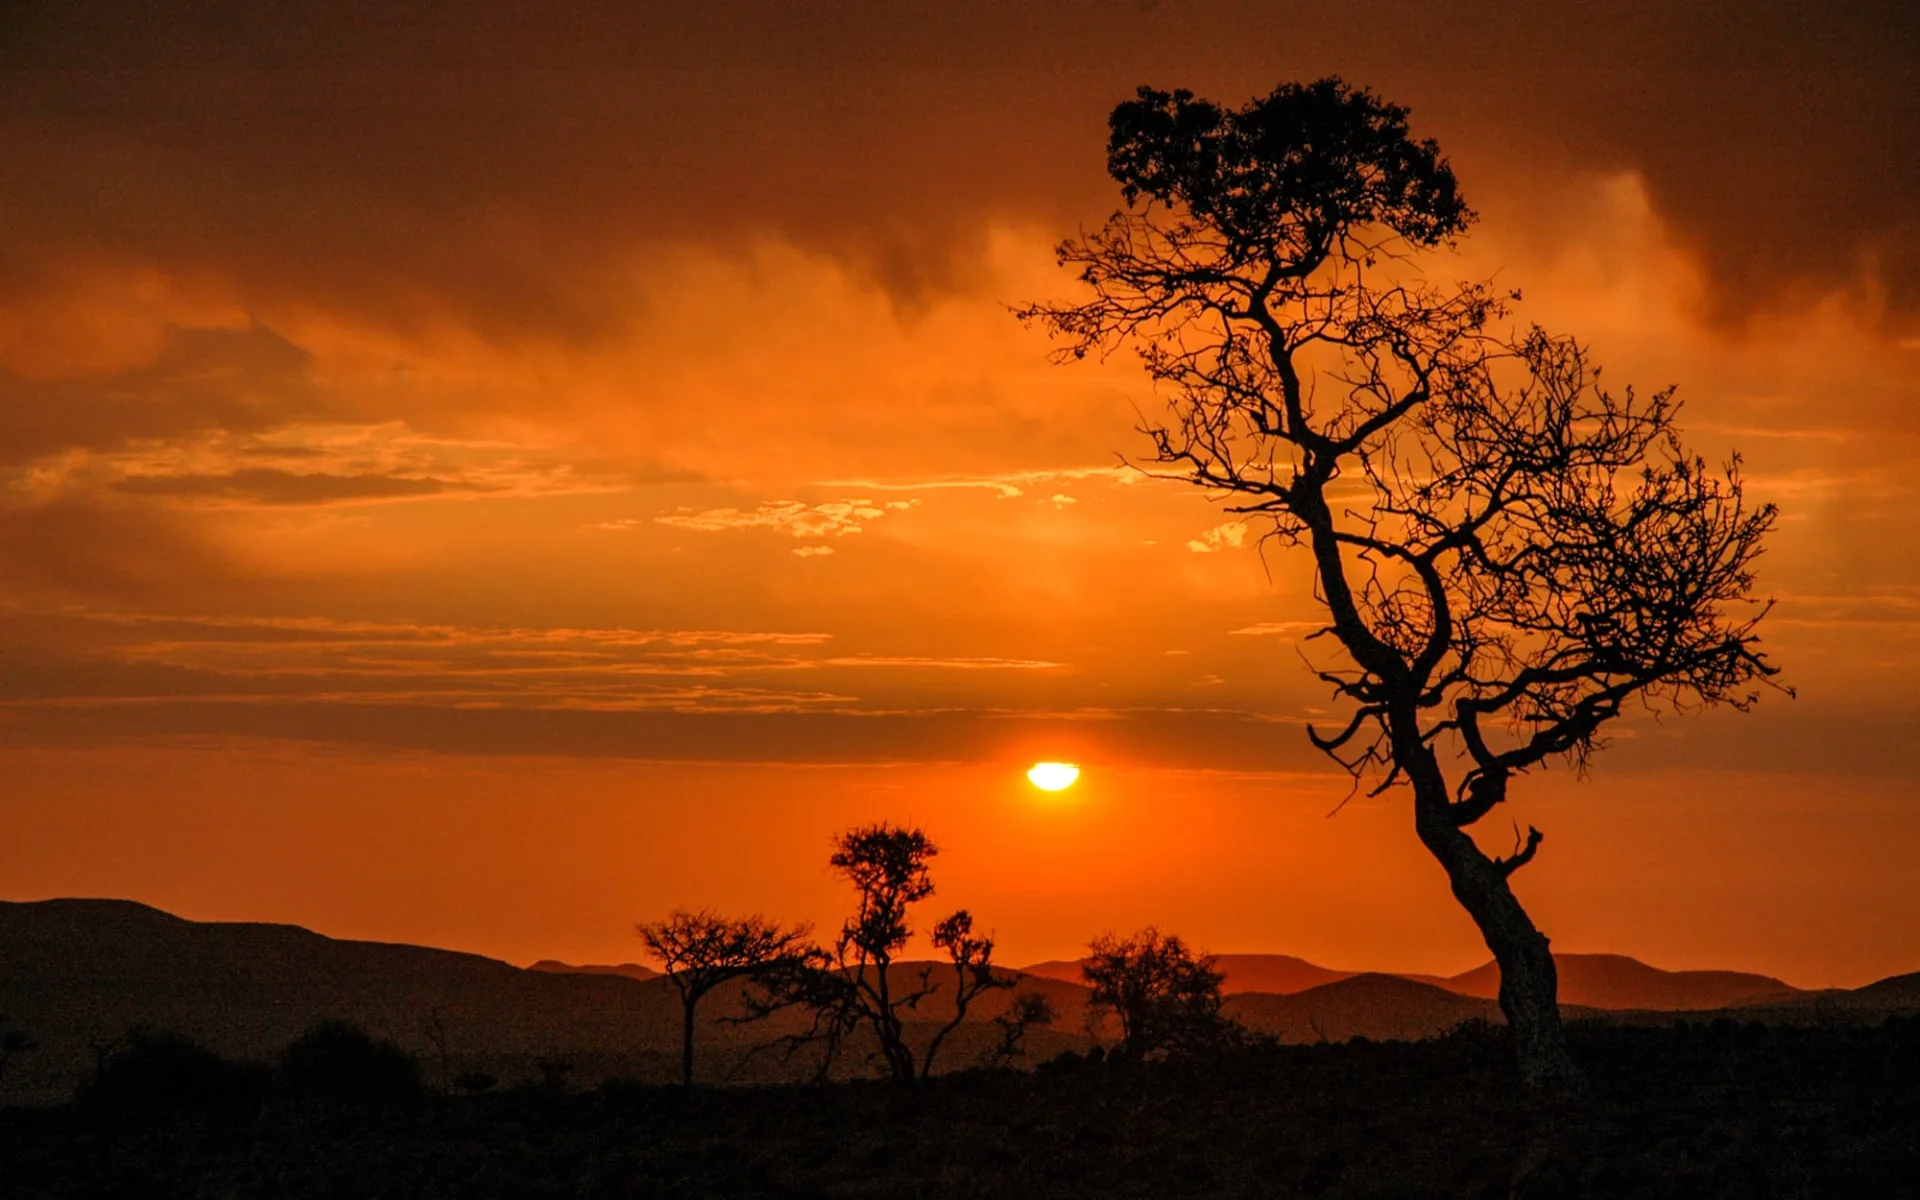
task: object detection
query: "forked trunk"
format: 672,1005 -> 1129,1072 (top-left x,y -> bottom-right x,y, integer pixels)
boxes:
1411,777 -> 1585,1096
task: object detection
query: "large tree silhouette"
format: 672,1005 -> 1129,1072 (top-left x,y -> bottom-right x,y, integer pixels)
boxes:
1020,79 -> 1783,1092
637,909 -> 811,1086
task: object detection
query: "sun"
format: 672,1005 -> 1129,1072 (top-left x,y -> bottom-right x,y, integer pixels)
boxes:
1026,762 -> 1081,792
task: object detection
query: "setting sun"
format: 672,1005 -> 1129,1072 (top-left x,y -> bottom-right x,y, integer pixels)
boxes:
1026,762 -> 1081,791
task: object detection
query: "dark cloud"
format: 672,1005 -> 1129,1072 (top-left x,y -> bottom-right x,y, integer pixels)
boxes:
0,695 -> 1325,773
1,0 -> 1913,334
0,324 -> 324,464
0,498 -> 241,604
114,468 -> 468,505
0,680 -> 1907,780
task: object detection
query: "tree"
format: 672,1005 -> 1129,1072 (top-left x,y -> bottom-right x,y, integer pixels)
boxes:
1082,928 -> 1241,1060
1020,79 -> 1782,1093
747,823 -> 1016,1082
636,908 -> 811,1087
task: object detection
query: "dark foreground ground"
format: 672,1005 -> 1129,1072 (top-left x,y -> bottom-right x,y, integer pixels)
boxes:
3,1019 -> 1917,1199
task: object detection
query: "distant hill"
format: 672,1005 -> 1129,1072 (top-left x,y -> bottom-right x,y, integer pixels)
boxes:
528,960 -> 659,982
6,899 -> 1915,1108
0,899 -> 682,1103
1825,970 -> 1920,1011
1227,974 -> 1501,1044
1023,954 -> 1355,996
1438,954 -> 1801,1011
0,900 -> 1084,1105
1029,951 -> 1806,1011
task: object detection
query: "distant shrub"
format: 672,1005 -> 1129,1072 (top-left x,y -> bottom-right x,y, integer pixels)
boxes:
80,1028 -> 270,1116
277,1021 -> 422,1105
536,1057 -> 574,1092
1083,928 -> 1245,1061
454,1070 -> 498,1094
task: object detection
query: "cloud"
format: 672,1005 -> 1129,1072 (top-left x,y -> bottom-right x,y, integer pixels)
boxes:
11,420 -> 634,513
1229,622 -> 1321,638
114,468 -> 469,506
819,656 -> 1063,670
1187,521 -> 1249,553
822,467 -> 1138,500
3,1 -> 1911,342
791,545 -> 834,557
656,499 -> 896,539
0,610 -> 1067,719
0,323 -> 327,466
0,498 -> 242,604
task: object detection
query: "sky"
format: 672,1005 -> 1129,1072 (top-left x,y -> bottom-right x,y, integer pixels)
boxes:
2,1 -> 1917,986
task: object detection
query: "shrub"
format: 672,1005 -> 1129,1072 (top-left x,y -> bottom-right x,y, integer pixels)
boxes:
277,1021 -> 422,1105
80,1028 -> 269,1116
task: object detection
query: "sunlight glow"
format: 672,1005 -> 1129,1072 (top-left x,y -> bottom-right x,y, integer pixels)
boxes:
1026,762 -> 1081,792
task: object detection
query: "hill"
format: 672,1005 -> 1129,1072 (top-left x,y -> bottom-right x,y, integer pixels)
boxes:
0,900 -> 1084,1104
528,960 -> 659,982
7,898 -> 1914,1108
1226,973 -> 1502,1043
1023,953 -> 1355,995
1844,971 -> 1920,1009
1439,953 -> 1800,1011
0,899 -> 682,1103
1027,950 -> 1796,1010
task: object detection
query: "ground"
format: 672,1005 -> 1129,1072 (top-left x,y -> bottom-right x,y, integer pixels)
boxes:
3,1020 -> 1916,1198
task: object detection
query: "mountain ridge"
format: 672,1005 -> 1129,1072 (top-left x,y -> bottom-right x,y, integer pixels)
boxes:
6,898 -> 1914,1107
1022,950 -> 1806,1011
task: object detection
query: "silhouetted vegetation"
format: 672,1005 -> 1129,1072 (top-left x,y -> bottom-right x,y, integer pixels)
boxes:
7,1018 -> 1916,1197
453,1070 -> 498,1094
1083,928 -> 1246,1059
79,1029 -> 269,1117
742,823 -> 1028,1082
1020,77 -> 1785,1093
0,1016 -> 30,1090
277,1021 -> 422,1105
636,908 -> 812,1086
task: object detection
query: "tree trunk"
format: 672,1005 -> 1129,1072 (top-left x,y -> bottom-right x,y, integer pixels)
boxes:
1409,772 -> 1585,1096
680,996 -> 697,1087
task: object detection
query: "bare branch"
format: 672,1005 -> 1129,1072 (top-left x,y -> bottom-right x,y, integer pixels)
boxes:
1493,824 -> 1545,878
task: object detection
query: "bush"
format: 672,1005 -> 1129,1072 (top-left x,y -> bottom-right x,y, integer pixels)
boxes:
277,1021 -> 422,1105
80,1028 -> 270,1116
454,1070 -> 498,1094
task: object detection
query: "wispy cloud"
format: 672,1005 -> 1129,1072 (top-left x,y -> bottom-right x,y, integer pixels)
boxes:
820,655 -> 1063,670
655,497 -> 917,539
818,465 -> 1144,500
0,611 -> 1063,714
9,422 -> 635,509
115,468 -> 475,505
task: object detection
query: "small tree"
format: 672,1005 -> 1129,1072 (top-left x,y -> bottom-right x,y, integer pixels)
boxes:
637,908 -> 811,1087
1021,78 -> 1782,1093
1082,928 -> 1240,1060
988,990 -> 1058,1068
748,823 -> 1015,1082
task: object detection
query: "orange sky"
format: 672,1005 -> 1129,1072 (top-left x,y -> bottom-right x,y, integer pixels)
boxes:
2,1 -> 1917,987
